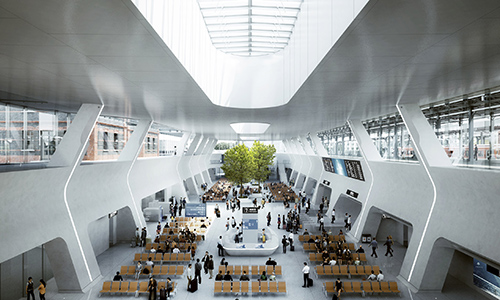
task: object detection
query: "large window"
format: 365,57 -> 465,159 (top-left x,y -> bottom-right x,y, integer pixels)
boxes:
317,125 -> 361,158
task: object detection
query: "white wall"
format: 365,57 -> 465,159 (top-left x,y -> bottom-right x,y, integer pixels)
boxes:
88,216 -> 109,257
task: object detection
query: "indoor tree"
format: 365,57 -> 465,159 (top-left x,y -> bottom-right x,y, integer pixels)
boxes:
250,141 -> 276,190
221,143 -> 255,194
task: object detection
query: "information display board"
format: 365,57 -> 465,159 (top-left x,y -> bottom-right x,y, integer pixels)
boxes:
322,157 -> 335,173
184,203 -> 207,218
344,159 -> 365,181
322,157 -> 365,182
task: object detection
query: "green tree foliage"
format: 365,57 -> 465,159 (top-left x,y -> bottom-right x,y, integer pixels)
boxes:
251,141 -> 276,186
221,144 -> 255,188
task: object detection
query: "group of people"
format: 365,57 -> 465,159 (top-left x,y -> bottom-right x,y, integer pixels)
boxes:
370,236 -> 394,258
26,277 -> 46,300
168,197 -> 186,218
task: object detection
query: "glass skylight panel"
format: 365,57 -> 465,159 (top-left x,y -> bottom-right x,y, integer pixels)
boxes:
198,0 -> 303,56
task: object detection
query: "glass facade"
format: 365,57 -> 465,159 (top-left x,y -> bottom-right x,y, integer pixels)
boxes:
317,125 -> 361,158
423,92 -> 500,169
0,103 -> 72,164
363,115 -> 418,162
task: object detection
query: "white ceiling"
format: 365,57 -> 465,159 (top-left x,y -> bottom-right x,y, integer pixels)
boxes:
1,0 -> 500,140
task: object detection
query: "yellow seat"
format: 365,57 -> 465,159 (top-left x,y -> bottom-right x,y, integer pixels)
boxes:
99,281 -> 111,294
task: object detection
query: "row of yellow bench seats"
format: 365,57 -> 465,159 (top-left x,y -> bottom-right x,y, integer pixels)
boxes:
316,265 -> 380,278
134,253 -> 192,263
309,253 -> 367,264
303,242 -> 355,252
157,233 -> 205,242
99,281 -> 177,297
323,281 -> 401,297
298,234 -> 346,243
218,265 -> 283,276
214,281 -> 287,295
120,265 -> 184,277
144,242 -> 197,252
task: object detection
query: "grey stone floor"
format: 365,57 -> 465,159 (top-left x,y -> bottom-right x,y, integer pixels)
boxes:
34,200 -> 490,300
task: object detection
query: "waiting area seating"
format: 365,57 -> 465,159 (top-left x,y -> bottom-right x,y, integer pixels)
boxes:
298,234 -> 346,243
309,252 -> 367,265
214,281 -> 287,295
99,280 -> 177,297
265,183 -> 298,202
144,242 -> 197,253
303,242 -> 355,252
217,265 -> 283,276
315,265 -> 379,278
120,265 -> 185,278
323,281 -> 401,297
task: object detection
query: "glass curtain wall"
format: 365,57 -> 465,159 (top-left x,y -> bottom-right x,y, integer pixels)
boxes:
363,115 -> 418,162
423,92 -> 500,169
317,125 -> 361,158
0,103 -> 71,164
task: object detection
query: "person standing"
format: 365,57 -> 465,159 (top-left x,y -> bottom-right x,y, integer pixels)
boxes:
267,212 -> 272,226
186,264 -> 193,291
217,236 -> 224,256
26,277 -> 35,300
38,279 -> 46,300
147,277 -> 157,300
277,214 -> 281,229
347,215 -> 352,231
331,209 -> 336,224
135,227 -> 141,247
281,235 -> 288,253
202,251 -> 210,274
370,238 -> 378,258
319,215 -> 325,232
302,262 -> 310,288
384,236 -> 394,257
194,259 -> 202,284
344,213 -> 349,229
207,255 -> 215,279
141,227 -> 147,247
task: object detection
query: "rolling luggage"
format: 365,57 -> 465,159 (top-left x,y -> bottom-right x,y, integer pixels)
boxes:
290,245 -> 295,251
189,279 -> 198,292
159,288 -> 167,300
308,278 -> 313,287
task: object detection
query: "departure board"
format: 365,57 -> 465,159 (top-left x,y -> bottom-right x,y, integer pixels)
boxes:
322,157 -> 335,173
344,159 -> 365,181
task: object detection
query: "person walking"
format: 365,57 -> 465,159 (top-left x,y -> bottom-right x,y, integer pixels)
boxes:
384,236 -> 394,257
26,277 -> 35,300
302,262 -> 310,288
319,215 -> 325,232
147,277 -> 157,300
207,255 -> 215,279
194,258 -> 202,284
277,214 -> 281,229
331,209 -> 336,224
38,279 -> 46,300
267,212 -> 271,226
217,236 -> 224,256
370,238 -> 378,258
347,214 -> 352,231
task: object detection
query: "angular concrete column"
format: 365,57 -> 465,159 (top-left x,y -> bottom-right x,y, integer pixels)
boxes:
299,135 -> 316,156
176,132 -> 191,156
48,103 -> 103,291
185,134 -> 202,156
397,104 -> 452,291
398,104 -> 452,168
118,118 -> 153,229
311,134 -> 329,157
347,119 -> 380,240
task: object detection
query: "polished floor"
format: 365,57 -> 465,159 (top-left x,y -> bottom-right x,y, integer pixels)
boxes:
36,198 -> 490,300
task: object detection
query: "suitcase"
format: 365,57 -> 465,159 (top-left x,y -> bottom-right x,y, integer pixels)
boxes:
189,279 -> 198,292
308,278 -> 313,287
159,288 -> 167,300
290,245 -> 295,251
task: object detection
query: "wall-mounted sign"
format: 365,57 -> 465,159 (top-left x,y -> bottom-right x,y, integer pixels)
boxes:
346,189 -> 359,198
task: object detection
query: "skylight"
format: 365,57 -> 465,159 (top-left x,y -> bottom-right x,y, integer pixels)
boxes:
197,0 -> 303,57
230,122 -> 270,134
